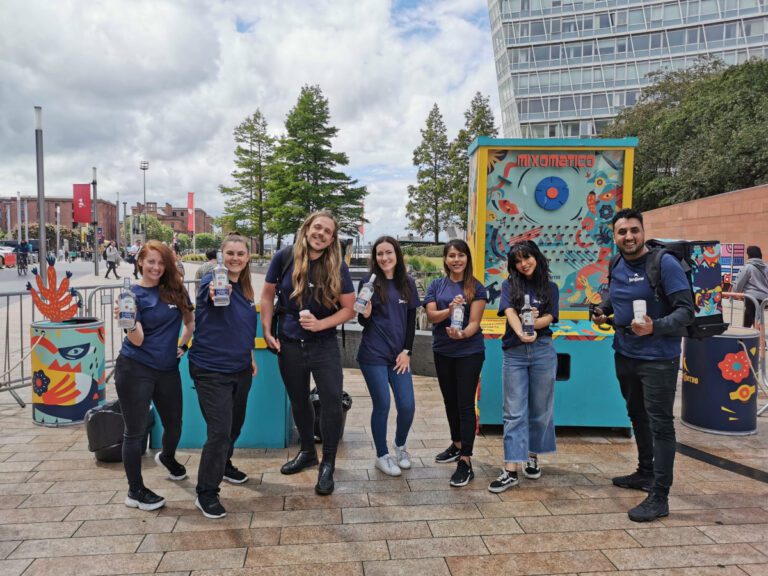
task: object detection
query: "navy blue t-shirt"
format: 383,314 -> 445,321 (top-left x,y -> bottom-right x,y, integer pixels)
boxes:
357,275 -> 420,365
424,277 -> 487,357
265,249 -> 355,341
498,279 -> 560,349
188,274 -> 259,373
610,252 -> 689,360
120,285 -> 187,372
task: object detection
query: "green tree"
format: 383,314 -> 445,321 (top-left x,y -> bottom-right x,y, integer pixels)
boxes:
406,103 -> 452,242
447,92 -> 498,230
176,233 -> 190,251
604,57 -> 768,211
195,233 -> 220,251
220,110 -> 274,255
267,85 -> 367,238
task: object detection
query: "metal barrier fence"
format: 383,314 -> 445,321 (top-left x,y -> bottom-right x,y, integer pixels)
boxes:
0,281 -> 198,407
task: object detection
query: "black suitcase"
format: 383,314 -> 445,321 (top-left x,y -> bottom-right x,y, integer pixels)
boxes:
85,400 -> 154,462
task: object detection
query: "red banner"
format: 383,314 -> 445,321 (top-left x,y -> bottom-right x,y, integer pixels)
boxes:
72,184 -> 91,223
187,192 -> 195,233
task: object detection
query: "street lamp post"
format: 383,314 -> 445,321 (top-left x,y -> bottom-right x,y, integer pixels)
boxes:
122,201 -> 128,247
92,167 -> 99,276
34,107 -> 48,284
55,204 -> 60,260
140,160 -> 149,239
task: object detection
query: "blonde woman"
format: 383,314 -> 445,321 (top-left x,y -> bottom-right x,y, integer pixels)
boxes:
188,234 -> 258,519
260,211 -> 355,496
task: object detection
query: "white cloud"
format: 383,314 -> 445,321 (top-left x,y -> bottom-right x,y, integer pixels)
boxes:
0,0 -> 499,242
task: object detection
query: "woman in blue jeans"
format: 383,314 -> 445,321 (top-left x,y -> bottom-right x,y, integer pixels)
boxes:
114,241 -> 194,511
357,237 -> 420,477
488,240 -> 559,493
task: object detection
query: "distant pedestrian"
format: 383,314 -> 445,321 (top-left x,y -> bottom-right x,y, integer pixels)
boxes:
105,241 -> 120,279
734,245 -> 768,328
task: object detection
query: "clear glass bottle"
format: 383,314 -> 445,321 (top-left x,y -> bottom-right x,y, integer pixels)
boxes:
118,278 -> 137,330
450,296 -> 465,330
213,250 -> 230,307
353,273 -> 377,313
521,294 -> 535,336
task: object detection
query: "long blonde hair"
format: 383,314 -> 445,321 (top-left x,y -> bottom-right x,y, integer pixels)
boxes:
221,234 -> 254,301
291,210 -> 343,309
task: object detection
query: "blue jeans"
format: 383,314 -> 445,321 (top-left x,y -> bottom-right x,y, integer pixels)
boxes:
358,362 -> 415,457
502,338 -> 557,463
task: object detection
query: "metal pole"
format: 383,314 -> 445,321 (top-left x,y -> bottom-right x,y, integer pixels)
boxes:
24,199 -> 29,243
5,203 -> 10,237
16,191 -> 21,243
92,167 -> 99,276
140,160 -> 148,239
34,107 -> 47,285
116,191 -> 120,250
55,204 -> 60,260
122,201 -> 127,247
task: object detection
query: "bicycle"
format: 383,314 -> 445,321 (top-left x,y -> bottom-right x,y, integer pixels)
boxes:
17,254 -> 28,276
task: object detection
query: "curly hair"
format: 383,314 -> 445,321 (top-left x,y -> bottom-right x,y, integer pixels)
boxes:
505,240 -> 551,312
137,240 -> 191,314
290,210 -> 343,309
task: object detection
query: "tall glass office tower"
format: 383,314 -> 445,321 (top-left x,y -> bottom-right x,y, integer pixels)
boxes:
488,0 -> 768,137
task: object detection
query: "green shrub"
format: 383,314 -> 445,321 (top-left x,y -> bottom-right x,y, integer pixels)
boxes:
182,254 -> 206,262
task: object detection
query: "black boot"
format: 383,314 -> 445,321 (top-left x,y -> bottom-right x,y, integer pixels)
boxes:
280,450 -> 319,475
315,460 -> 335,496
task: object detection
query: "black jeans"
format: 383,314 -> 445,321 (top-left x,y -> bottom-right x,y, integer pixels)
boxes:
105,261 -> 119,278
189,362 -> 252,497
114,355 -> 182,493
433,352 -> 485,458
615,353 -> 678,496
744,298 -> 757,328
278,336 -> 343,459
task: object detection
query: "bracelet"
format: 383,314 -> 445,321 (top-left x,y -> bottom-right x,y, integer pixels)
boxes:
124,325 -> 138,334
179,343 -> 189,352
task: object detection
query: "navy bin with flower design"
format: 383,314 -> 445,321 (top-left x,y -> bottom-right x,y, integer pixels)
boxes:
681,327 -> 759,435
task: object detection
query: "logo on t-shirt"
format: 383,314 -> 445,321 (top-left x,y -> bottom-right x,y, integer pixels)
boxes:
168,304 -> 178,309
398,298 -> 407,304
628,273 -> 645,284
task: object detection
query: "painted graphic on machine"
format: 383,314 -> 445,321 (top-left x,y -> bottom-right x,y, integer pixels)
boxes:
483,148 -> 625,312
690,242 -> 723,317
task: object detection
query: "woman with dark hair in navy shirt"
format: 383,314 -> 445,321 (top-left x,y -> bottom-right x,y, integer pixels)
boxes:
114,240 -> 194,512
188,234 -> 258,519
357,236 -> 420,476
488,240 -> 559,493
424,239 -> 487,487
260,210 -> 356,496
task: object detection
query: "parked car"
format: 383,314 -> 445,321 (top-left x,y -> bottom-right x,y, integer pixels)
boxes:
0,246 -> 15,268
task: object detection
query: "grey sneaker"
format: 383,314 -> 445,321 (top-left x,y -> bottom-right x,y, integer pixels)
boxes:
488,469 -> 519,493
394,444 -> 412,469
375,454 -> 402,477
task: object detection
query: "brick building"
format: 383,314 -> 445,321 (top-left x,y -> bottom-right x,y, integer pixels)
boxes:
642,184 -> 768,249
131,202 -> 214,235
0,195 -> 118,241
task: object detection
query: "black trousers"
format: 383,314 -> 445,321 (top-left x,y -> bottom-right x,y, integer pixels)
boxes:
278,336 -> 343,458
114,355 -> 182,493
615,353 -> 679,496
105,261 -> 119,278
433,352 -> 485,458
190,362 -> 252,497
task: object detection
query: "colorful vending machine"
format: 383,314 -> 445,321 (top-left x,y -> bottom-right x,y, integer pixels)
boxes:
467,137 -> 637,429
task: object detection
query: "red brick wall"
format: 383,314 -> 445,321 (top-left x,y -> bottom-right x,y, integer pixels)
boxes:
642,184 -> 768,249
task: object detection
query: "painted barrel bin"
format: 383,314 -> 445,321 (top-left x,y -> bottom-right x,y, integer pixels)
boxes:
681,327 -> 759,435
30,318 -> 106,426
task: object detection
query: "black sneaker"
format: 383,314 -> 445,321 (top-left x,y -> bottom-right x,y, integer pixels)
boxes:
195,495 -> 227,519
154,451 -> 187,481
449,459 -> 474,487
612,470 -> 653,492
223,463 -> 248,484
488,469 -> 519,493
523,456 -> 541,479
435,443 -> 461,464
628,492 -> 669,522
125,487 -> 165,511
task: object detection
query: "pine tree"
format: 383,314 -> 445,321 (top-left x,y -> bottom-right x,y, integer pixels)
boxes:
267,85 -> 366,238
406,104 -> 452,242
447,92 -> 498,231
219,110 -> 274,255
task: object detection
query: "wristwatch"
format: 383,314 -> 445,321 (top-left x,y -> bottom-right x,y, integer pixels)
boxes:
179,343 -> 189,353
403,349 -> 412,356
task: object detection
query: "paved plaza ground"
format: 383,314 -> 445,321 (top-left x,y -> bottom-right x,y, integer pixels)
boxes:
1,263 -> 767,575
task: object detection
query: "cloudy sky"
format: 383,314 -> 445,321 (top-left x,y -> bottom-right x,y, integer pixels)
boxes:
0,0 -> 500,244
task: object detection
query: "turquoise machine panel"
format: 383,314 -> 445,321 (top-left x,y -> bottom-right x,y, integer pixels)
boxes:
467,138 -> 637,429
150,312 -> 292,449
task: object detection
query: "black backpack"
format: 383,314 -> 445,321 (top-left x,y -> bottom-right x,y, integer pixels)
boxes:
608,239 -> 728,339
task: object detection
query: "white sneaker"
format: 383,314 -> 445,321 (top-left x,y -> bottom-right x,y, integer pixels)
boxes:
375,454 -> 402,477
394,444 -> 412,469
